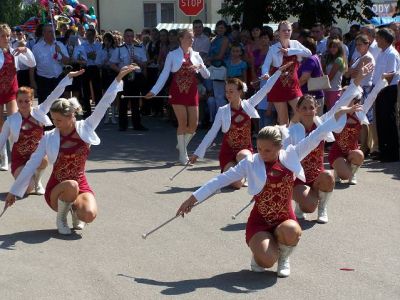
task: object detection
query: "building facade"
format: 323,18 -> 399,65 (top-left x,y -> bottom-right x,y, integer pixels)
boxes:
80,0 -> 225,32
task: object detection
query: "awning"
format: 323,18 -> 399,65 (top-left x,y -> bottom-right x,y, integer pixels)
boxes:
156,23 -> 279,32
156,23 -> 216,31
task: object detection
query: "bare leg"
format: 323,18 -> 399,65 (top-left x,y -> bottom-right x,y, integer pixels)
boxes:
249,231 -> 279,269
273,102 -> 289,126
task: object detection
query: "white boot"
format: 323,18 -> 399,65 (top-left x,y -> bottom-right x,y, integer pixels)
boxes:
71,209 -> 85,230
184,132 -> 195,148
57,199 -> 72,235
250,256 -> 267,272
294,202 -> 306,220
111,106 -> 117,124
317,191 -> 333,224
349,164 -> 360,185
177,134 -> 188,165
33,169 -> 45,195
277,244 -> 295,277
0,144 -> 8,171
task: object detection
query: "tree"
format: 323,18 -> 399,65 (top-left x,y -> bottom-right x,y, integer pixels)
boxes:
0,0 -> 40,27
219,0 -> 373,30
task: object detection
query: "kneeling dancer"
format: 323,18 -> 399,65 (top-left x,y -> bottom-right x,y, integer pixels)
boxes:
177,104 -> 359,277
4,66 -> 136,234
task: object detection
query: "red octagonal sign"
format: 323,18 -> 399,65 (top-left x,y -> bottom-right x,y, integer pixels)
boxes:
179,0 -> 204,16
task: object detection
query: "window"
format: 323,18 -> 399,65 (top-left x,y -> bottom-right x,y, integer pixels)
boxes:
143,2 -> 175,28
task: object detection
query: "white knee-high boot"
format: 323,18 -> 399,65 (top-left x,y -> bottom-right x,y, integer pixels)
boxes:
71,208 -> 85,230
184,132 -> 195,148
277,244 -> 296,277
57,199 -> 72,235
177,134 -> 188,165
349,164 -> 360,185
33,169 -> 45,195
294,202 -> 306,220
317,191 -> 333,224
0,144 -> 8,171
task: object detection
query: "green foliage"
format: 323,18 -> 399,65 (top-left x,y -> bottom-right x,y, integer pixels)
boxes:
219,0 -> 373,29
0,0 -> 40,27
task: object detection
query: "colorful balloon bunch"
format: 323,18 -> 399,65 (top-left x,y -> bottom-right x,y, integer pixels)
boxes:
38,0 -> 98,31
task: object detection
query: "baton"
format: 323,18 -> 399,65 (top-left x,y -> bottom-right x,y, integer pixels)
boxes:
231,199 -> 254,220
141,191 -> 218,239
169,161 -> 191,181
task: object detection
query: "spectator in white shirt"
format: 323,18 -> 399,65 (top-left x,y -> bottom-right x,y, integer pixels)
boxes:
372,28 -> 400,160
192,19 -> 210,60
81,28 -> 102,118
110,28 -> 148,131
351,25 -> 380,64
32,24 -> 69,104
311,23 -> 327,55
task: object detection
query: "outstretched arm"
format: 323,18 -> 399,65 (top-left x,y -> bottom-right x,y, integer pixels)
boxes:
35,70 -> 85,116
83,65 -> 137,130
176,157 -> 249,216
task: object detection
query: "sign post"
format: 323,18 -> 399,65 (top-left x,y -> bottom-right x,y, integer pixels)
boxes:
179,0 -> 204,16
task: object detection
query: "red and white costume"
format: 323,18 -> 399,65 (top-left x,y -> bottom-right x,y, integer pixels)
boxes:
0,76 -> 73,174
0,48 -> 36,104
284,83 -> 364,185
193,71 -> 282,171
261,40 -> 311,102
9,79 -> 123,200
193,113 -> 347,243
150,47 -> 210,102
328,79 -> 388,167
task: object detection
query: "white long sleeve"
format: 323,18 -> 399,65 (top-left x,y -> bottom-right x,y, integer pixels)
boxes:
15,48 -> 36,69
31,75 -> 73,126
248,71 -> 281,107
83,79 -> 123,131
356,79 -> 388,125
150,51 -> 173,96
194,109 -> 223,158
320,83 -> 363,122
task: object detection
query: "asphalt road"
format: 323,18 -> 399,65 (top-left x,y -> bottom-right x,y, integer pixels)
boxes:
0,116 -> 399,299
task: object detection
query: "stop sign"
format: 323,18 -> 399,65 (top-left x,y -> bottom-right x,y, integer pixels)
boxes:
179,0 -> 204,16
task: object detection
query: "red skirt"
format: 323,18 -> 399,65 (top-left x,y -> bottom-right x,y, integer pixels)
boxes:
168,53 -> 199,106
267,55 -> 302,103
44,173 -> 94,208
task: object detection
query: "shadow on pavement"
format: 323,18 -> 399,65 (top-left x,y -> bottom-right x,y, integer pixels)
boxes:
86,162 -> 176,174
297,219 -> 317,231
0,229 -> 82,250
119,269 -> 277,295
156,186 -> 201,195
220,223 -> 246,231
363,159 -> 400,180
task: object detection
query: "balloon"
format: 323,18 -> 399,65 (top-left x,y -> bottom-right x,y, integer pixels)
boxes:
75,4 -> 88,14
83,23 -> 89,30
69,16 -> 75,25
89,6 -> 95,16
70,25 -> 78,32
85,14 -> 96,22
66,0 -> 79,8
39,0 -> 48,7
64,5 -> 74,16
